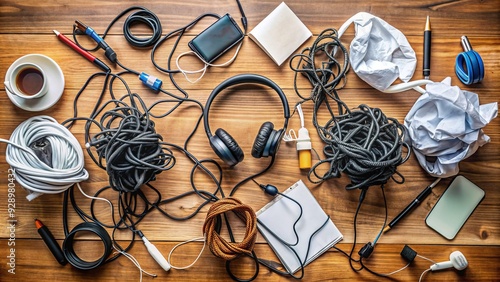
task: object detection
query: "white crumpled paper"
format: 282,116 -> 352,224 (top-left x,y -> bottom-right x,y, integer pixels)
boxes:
338,12 -> 417,92
405,77 -> 498,178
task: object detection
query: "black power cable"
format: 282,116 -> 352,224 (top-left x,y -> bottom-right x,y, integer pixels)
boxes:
122,8 -> 162,48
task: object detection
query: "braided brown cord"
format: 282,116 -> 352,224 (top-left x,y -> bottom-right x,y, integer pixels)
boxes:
203,198 -> 257,260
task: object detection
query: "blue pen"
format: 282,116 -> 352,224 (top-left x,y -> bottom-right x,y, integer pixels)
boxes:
75,20 -> 117,63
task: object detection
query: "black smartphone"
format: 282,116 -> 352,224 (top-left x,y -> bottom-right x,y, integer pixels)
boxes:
188,14 -> 244,63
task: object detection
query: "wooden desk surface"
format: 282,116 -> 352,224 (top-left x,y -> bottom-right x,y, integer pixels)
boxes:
0,0 -> 499,281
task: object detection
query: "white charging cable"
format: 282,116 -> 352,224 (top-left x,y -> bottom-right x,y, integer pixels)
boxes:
0,116 -> 88,200
168,235 -> 207,270
383,79 -> 434,94
175,41 -> 244,83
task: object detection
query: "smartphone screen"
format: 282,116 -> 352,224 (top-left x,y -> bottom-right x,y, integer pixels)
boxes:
425,175 -> 485,240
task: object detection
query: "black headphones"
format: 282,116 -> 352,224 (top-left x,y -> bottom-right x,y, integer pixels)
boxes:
204,74 -> 290,166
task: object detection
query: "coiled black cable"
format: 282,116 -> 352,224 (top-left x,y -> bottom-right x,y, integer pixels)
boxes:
122,7 -> 162,48
72,6 -> 162,76
62,221 -> 113,270
73,6 -> 162,50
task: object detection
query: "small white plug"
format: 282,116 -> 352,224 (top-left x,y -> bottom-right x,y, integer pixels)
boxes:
141,234 -> 171,271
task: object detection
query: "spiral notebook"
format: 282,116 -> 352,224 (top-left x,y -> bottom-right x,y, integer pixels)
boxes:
256,180 -> 343,274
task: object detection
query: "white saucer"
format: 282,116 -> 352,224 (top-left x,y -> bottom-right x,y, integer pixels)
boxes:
4,54 -> 65,111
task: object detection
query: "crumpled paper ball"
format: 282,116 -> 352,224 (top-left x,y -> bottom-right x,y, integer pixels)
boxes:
404,77 -> 498,178
338,12 -> 417,91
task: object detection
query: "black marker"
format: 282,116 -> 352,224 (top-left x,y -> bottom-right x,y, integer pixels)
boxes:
35,219 -> 67,265
384,178 -> 441,233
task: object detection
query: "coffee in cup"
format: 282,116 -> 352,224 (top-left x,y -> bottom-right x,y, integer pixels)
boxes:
4,63 -> 48,99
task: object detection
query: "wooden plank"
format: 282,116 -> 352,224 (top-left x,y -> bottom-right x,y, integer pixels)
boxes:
0,241 -> 498,281
0,0 -> 499,36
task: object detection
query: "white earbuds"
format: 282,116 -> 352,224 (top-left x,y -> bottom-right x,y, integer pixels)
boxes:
430,251 -> 468,271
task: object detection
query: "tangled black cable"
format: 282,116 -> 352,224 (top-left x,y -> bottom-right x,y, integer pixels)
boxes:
315,105 -> 410,189
84,92 -> 175,193
60,68 -> 224,273
289,28 -> 410,189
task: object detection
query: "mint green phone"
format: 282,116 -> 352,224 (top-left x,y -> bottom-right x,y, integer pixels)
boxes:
425,175 -> 485,240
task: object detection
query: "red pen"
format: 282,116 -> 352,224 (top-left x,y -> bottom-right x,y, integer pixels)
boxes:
53,30 -> 110,72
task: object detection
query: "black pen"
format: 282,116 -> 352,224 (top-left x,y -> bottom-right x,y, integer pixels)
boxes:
423,16 -> 432,79
383,178 -> 441,233
35,219 -> 67,265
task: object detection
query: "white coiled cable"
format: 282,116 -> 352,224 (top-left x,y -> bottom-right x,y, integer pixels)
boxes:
1,116 -> 88,201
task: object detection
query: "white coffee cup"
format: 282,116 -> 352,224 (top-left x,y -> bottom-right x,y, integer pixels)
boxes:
4,62 -> 48,99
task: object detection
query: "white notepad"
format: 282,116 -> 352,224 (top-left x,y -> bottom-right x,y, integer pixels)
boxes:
248,2 -> 312,66
256,180 -> 343,274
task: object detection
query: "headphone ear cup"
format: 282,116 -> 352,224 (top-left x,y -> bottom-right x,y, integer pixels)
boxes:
252,122 -> 274,158
214,128 -> 244,166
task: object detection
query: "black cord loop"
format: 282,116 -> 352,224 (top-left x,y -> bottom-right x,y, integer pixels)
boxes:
62,221 -> 113,270
123,8 -> 162,48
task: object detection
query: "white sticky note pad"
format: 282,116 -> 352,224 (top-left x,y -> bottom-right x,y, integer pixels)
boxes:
249,2 -> 312,66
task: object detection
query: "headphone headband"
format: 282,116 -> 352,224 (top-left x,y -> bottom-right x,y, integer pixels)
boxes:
204,74 -> 290,137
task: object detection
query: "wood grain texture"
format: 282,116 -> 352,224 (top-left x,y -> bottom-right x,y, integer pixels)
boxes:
0,0 -> 499,281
